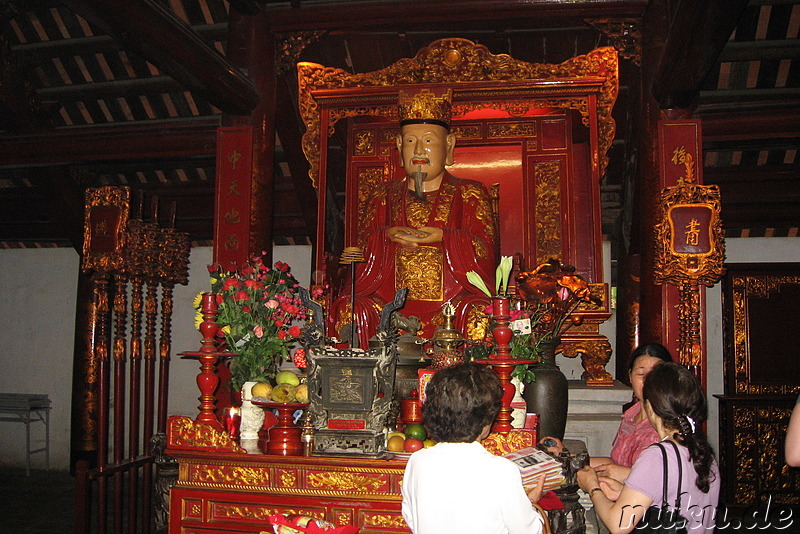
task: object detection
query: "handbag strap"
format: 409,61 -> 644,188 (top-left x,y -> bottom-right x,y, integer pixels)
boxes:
654,443 -> 669,508
664,440 -> 683,510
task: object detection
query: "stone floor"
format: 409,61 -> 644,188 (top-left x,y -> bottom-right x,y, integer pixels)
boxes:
0,466 -> 74,533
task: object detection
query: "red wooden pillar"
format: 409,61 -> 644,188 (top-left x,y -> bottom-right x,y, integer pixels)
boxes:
214,8 -> 276,269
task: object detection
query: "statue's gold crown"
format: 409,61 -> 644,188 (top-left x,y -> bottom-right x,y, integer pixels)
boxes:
398,87 -> 452,128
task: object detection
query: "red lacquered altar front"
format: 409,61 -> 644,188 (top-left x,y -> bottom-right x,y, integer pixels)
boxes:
166,419 -> 409,534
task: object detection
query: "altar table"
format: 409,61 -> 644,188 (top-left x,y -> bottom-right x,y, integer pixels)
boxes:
166,430 -> 409,533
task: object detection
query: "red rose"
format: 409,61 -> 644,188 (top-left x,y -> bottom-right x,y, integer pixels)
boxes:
244,279 -> 258,288
289,325 -> 301,337
242,305 -> 251,313
275,261 -> 289,272
278,330 -> 287,340
222,278 -> 240,291
207,264 -> 220,274
234,290 -> 249,301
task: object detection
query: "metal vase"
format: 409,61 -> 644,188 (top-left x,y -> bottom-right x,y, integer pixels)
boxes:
521,337 -> 568,440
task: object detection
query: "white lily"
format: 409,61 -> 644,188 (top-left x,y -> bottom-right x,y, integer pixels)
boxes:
467,270 -> 493,298
496,255 -> 513,295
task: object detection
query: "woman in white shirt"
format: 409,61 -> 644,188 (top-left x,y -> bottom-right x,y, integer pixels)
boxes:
401,363 -> 545,534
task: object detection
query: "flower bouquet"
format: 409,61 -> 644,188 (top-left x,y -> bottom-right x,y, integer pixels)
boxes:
467,257 -> 601,382
196,255 -> 307,392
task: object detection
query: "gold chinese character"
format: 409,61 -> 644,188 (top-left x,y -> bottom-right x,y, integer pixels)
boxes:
224,209 -> 241,225
226,180 -> 241,197
671,146 -> 687,166
228,150 -> 242,170
685,218 -> 700,246
225,234 -> 239,251
94,220 -> 108,236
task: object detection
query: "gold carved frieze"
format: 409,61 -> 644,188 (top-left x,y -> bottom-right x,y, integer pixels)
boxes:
188,464 -> 269,487
362,512 -> 408,529
298,39 -> 617,188
450,124 -> 481,139
395,246 -> 444,301
215,503 -> 324,522
534,161 -> 562,264
353,129 -> 375,156
167,416 -> 245,453
307,470 -> 388,493
488,122 -> 537,139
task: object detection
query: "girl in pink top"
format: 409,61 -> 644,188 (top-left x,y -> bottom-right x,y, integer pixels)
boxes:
590,343 -> 673,482
578,363 -> 720,533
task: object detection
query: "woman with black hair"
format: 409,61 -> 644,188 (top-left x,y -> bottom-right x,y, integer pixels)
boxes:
590,343 -> 674,483
577,362 -> 720,533
401,362 -> 545,534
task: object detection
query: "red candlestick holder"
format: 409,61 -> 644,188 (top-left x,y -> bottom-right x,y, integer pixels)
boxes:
476,296 -> 535,434
179,292 -> 235,432
252,401 -> 308,456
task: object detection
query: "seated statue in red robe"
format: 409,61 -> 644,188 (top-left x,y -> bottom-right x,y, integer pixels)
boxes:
329,88 -> 497,347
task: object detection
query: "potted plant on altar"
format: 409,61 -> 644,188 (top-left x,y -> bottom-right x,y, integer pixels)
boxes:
194,255 -> 307,439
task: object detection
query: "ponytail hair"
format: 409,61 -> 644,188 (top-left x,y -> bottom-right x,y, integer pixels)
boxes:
643,362 -> 716,492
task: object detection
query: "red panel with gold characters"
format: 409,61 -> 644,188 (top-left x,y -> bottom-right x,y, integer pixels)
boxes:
214,126 -> 254,273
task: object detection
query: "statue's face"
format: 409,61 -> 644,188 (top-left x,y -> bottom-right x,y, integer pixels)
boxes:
397,123 -> 455,181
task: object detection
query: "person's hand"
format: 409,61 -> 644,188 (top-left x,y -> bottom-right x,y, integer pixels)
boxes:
527,473 -> 546,504
594,462 -> 631,483
576,465 -> 599,493
598,475 -> 624,501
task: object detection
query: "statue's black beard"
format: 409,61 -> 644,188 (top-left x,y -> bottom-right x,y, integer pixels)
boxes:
411,165 -> 427,201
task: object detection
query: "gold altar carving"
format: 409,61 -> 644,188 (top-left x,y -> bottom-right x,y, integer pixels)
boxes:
534,160 -> 563,265
307,471 -> 386,492
297,38 -> 618,189
190,464 -> 269,487
363,512 -> 408,528
167,416 -> 245,453
723,402 -> 800,505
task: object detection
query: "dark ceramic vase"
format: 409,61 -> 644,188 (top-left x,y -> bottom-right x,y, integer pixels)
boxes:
521,336 -> 568,440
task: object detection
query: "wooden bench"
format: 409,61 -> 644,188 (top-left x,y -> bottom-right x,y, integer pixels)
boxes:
0,393 -> 51,476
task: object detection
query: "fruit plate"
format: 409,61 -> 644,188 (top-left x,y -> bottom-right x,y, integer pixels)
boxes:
390,451 -> 413,461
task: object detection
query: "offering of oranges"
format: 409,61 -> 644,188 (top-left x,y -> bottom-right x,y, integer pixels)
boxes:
385,425 -> 435,453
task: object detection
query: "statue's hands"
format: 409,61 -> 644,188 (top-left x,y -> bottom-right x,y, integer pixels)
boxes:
413,227 -> 443,243
386,226 -> 443,246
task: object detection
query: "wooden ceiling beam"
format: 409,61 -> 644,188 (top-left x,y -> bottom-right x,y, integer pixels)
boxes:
700,107 -> 800,142
58,0 -> 258,115
259,0 -> 648,31
0,119 -> 218,166
652,0 -> 750,109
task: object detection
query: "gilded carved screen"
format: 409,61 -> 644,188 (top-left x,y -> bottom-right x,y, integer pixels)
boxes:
722,263 -> 800,395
